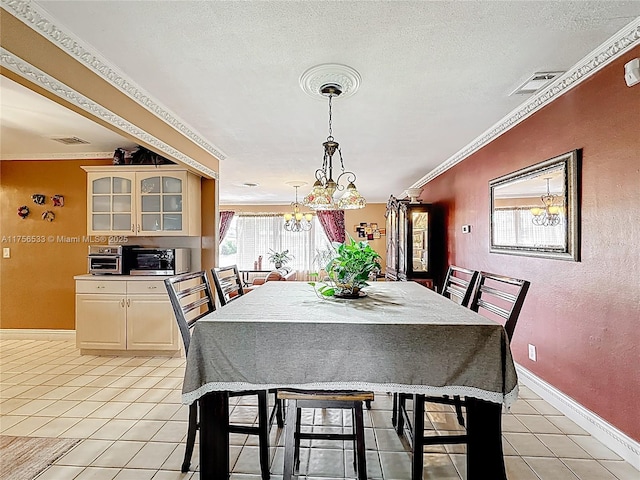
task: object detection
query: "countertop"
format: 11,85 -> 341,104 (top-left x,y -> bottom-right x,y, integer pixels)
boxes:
74,274 -> 172,280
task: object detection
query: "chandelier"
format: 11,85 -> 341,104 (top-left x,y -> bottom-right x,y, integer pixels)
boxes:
530,178 -> 562,226
303,83 -> 366,210
284,182 -> 313,232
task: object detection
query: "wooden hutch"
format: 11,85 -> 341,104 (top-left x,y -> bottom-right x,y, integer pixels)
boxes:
385,195 -> 435,289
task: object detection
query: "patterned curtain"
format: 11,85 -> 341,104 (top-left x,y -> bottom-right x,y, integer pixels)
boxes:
317,210 -> 346,244
219,211 -> 235,243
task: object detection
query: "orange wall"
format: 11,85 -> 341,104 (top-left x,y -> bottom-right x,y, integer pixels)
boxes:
0,159 -> 111,329
418,48 -> 640,440
221,203 -> 388,272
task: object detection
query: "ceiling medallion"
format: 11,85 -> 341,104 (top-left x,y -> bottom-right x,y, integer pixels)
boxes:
299,64 -> 362,100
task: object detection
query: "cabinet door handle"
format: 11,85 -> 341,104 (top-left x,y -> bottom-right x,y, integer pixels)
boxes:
148,285 -> 157,289
126,298 -> 130,307
96,285 -> 105,289
137,224 -> 140,233
131,224 -> 135,232
121,299 -> 125,307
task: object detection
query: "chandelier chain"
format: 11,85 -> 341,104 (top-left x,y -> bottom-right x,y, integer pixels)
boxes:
328,94 -> 333,139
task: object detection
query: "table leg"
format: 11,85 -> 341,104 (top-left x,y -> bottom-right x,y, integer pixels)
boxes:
199,391 -> 230,479
466,397 -> 506,480
411,394 -> 425,480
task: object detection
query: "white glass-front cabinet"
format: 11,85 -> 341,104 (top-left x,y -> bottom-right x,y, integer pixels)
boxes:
83,166 -> 201,236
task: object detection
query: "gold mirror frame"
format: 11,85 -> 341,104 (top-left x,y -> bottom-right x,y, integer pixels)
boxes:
489,150 -> 580,261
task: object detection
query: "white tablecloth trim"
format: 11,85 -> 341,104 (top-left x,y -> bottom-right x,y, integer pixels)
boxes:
182,382 -> 519,409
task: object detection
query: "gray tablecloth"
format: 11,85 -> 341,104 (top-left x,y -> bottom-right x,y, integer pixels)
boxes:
183,281 -> 518,407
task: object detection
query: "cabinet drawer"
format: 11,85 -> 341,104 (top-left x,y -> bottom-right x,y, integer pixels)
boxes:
126,280 -> 166,294
76,280 -> 126,294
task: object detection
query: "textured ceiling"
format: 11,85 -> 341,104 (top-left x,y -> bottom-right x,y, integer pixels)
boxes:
2,1 -> 639,204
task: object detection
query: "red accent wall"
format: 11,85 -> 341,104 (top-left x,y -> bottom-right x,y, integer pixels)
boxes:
420,47 -> 640,441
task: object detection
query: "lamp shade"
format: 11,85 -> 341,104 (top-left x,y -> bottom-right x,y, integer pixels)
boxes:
338,182 -> 366,209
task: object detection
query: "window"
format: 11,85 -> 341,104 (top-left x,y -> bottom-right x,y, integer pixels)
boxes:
219,214 -> 331,279
493,208 -> 565,248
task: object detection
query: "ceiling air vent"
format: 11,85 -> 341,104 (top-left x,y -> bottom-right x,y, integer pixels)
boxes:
50,136 -> 91,145
511,71 -> 564,95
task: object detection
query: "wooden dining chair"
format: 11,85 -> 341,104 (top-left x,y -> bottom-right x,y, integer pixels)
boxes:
164,271 -> 282,478
440,265 -> 480,306
211,265 -> 247,306
393,265 -> 479,432
469,271 -> 530,342
395,270 -> 530,478
277,389 -> 373,480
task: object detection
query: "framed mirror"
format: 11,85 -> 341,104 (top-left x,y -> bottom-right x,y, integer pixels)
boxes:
489,150 -> 580,261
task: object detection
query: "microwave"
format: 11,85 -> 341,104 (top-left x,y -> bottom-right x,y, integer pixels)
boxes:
88,245 -> 124,275
124,247 -> 191,276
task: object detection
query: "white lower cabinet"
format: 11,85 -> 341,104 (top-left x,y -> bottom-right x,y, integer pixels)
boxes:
76,278 -> 179,354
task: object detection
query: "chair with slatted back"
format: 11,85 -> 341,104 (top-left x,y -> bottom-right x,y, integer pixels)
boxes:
393,265 -> 480,432
164,271 -> 280,478
211,265 -> 246,306
441,265 -> 480,306
470,271 -> 530,342
395,270 -> 530,478
277,389 -> 374,480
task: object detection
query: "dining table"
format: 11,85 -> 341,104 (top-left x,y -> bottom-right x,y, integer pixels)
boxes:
182,281 -> 519,480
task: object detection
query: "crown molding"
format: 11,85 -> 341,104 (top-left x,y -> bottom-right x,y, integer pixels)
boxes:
1,0 -> 227,163
411,17 -> 640,189
0,49 -> 219,179
1,152 -> 113,161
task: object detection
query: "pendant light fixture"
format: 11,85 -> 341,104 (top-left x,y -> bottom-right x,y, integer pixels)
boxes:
300,65 -> 366,210
530,177 -> 562,226
284,182 -> 313,232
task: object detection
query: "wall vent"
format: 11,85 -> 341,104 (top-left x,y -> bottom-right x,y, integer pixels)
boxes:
50,136 -> 90,145
511,71 -> 565,95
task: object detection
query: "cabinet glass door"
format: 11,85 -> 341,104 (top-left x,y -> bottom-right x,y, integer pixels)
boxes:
411,211 -> 429,273
139,175 -> 183,233
386,208 -> 396,274
398,206 -> 406,278
91,176 -> 132,232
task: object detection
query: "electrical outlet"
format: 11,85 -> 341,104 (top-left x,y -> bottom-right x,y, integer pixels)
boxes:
2,248 -> 9,259
461,225 -> 471,234
528,344 -> 537,362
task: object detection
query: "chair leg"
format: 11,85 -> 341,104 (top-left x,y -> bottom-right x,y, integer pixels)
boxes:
276,397 -> 285,429
351,409 -> 357,470
182,403 -> 198,473
257,390 -> 271,480
396,393 -> 406,435
294,406 -> 302,469
392,392 -> 398,427
453,395 -> 465,427
282,399 -> 298,480
353,402 -> 367,480
411,394 -> 425,480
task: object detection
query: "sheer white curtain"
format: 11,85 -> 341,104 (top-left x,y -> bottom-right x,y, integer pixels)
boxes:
236,214 -> 331,280
493,208 -> 565,247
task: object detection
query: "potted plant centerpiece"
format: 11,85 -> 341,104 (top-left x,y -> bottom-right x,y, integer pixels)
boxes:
311,238 -> 381,298
267,249 -> 293,269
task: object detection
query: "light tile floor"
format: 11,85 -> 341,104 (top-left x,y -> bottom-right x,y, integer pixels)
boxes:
0,339 -> 637,480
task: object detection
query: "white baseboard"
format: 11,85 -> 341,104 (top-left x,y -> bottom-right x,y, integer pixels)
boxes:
516,364 -> 639,470
0,329 -> 76,341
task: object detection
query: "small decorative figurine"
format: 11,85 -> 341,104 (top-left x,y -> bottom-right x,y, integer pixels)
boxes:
18,205 -> 30,219
52,195 -> 64,207
42,210 -> 55,222
113,148 -> 126,165
32,194 -> 46,205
